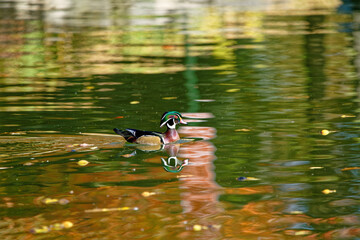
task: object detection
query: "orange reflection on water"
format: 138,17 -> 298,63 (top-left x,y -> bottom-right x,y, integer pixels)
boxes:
176,125 -> 222,238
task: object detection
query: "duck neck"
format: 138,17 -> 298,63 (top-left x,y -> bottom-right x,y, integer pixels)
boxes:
163,127 -> 179,144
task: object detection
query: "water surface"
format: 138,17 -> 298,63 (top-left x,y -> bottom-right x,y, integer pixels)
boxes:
0,0 -> 360,239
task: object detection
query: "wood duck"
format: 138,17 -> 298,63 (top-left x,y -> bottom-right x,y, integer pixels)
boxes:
113,111 -> 187,145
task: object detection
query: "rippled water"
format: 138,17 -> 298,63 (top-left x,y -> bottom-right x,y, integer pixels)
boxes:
1,0 -> 360,239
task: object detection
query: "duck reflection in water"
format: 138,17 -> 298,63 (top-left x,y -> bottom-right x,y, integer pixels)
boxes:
161,156 -> 189,173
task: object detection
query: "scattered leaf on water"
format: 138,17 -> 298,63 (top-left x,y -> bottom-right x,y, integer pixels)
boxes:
37,196 -> 70,205
218,83 -> 236,86
85,206 -> 138,213
42,198 -> 59,205
321,129 -> 330,135
0,167 -> 13,170
30,226 -> 50,234
62,221 -> 73,229
341,114 -> 356,118
310,166 -> 324,169
162,97 -> 178,100
290,211 -> 304,214
130,101 -> 140,104
77,160 -> 89,166
142,191 -> 156,197
121,153 -> 135,158
195,99 -> 215,102
23,162 -> 34,166
30,221 -> 73,234
193,225 -> 203,231
226,88 -> 240,93
322,189 -> 336,194
80,143 -> 92,147
284,230 -> 312,236
10,131 -> 26,135
235,128 -> 251,132
177,175 -> 193,178
58,198 -> 70,205
341,167 -> 360,171
246,177 -> 260,181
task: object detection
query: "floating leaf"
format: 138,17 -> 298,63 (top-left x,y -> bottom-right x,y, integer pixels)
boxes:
341,114 -> 356,118
162,97 -> 177,100
226,88 -> 240,93
121,153 -> 135,158
80,143 -> 92,147
42,198 -> 59,205
30,221 -> 73,234
10,131 -> 26,135
193,225 -> 203,231
235,128 -> 251,132
290,211 -> 304,214
341,167 -> 360,171
309,166 -> 324,170
141,191 -> 156,197
321,129 -> 330,135
322,189 -> 336,194
177,175 -> 193,178
77,160 -> 89,166
85,206 -> 138,213
62,221 -> 73,229
30,226 -> 50,234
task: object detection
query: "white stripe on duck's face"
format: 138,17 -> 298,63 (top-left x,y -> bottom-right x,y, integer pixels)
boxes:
166,118 -> 176,129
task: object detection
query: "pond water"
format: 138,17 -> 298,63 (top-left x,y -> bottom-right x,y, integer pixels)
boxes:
1,0 -> 360,239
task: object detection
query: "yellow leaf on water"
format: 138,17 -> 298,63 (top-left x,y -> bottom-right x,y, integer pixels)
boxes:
42,198 -> 59,205
309,166 -> 324,170
294,230 -> 312,236
235,128 -> 251,132
226,88 -> 240,93
290,211 -> 304,214
321,129 -> 330,135
341,167 -> 360,171
341,114 -> 356,118
193,225 -> 202,231
142,191 -> 156,197
85,206 -> 136,213
246,177 -> 260,181
77,160 -> 89,166
31,226 -> 50,234
162,97 -> 177,100
322,189 -> 336,194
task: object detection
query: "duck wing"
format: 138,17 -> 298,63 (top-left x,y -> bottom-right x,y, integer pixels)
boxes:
113,128 -> 164,144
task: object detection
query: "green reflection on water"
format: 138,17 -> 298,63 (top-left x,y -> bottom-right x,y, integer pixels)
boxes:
0,0 -> 360,239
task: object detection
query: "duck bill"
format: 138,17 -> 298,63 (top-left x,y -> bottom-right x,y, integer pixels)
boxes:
180,118 -> 187,125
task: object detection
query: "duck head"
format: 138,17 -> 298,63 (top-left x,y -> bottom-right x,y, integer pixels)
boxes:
160,111 -> 187,129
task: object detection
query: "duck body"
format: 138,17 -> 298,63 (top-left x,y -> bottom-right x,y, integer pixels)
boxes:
113,128 -> 164,145
113,111 -> 186,145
